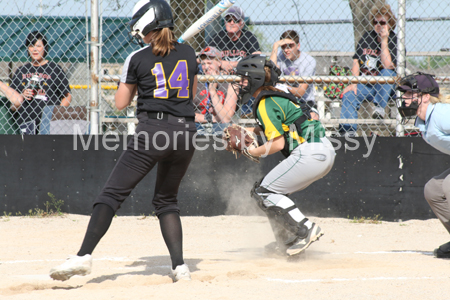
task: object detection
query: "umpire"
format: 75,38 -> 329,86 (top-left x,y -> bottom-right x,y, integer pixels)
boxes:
397,72 -> 450,259
50,0 -> 198,282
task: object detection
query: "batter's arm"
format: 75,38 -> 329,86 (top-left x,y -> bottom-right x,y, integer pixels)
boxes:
115,82 -> 137,111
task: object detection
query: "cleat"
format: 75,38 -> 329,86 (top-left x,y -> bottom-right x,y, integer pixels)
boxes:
171,264 -> 191,282
287,223 -> 324,256
49,254 -> 92,281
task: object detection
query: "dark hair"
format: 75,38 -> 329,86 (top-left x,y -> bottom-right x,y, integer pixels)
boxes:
25,31 -> 48,58
280,30 -> 300,44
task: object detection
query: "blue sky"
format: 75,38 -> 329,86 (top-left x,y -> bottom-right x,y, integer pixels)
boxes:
5,0 -> 450,52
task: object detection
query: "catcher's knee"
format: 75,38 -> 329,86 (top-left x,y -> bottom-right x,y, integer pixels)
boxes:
250,178 -> 273,211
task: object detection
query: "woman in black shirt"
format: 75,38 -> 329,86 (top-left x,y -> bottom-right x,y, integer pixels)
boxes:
338,3 -> 398,135
50,0 -> 198,283
0,31 -> 71,134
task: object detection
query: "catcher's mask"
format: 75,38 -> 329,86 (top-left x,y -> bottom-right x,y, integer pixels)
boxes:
129,0 -> 174,47
396,72 -> 439,122
233,54 -> 281,105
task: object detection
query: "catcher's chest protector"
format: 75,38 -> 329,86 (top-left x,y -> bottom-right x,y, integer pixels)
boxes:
253,90 -> 312,150
252,90 -> 312,122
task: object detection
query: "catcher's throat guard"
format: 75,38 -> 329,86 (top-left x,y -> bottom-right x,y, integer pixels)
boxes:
398,101 -> 419,118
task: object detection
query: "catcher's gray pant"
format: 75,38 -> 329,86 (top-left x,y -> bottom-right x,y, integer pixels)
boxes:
260,137 -> 336,221
424,167 -> 450,234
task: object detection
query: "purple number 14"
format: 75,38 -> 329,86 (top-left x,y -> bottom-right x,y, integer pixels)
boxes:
151,60 -> 189,99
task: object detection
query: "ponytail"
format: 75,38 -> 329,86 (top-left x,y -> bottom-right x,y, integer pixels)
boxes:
430,94 -> 450,104
254,66 -> 284,96
151,28 -> 177,57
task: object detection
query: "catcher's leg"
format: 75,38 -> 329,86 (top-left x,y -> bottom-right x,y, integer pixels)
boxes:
251,180 -> 309,252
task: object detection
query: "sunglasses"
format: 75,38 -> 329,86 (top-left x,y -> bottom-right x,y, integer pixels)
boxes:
373,20 -> 387,26
225,17 -> 241,23
281,43 -> 296,50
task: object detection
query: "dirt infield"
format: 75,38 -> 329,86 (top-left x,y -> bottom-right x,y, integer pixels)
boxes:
1,215 -> 449,300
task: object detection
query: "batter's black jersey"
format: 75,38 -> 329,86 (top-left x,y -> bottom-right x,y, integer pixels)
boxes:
121,43 -> 198,117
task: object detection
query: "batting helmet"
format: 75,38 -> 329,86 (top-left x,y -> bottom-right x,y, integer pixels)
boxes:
129,0 -> 174,40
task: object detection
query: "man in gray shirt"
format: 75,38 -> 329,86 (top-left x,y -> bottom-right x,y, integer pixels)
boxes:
270,30 -> 317,118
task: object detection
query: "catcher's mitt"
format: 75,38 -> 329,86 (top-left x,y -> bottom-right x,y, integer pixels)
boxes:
223,124 -> 260,163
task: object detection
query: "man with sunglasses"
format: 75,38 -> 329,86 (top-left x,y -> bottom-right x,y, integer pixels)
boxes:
270,30 -> 318,120
210,6 -> 261,73
338,3 -> 398,136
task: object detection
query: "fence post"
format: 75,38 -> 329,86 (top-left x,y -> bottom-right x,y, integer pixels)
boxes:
90,0 -> 100,134
396,0 -> 407,137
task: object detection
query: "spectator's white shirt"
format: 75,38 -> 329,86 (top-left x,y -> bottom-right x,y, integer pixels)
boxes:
277,51 -> 316,102
274,83 -> 290,93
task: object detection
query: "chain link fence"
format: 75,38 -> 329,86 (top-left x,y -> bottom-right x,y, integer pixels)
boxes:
0,0 -> 449,136
0,1 -> 90,134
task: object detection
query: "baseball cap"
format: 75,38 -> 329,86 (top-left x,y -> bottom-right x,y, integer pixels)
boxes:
224,6 -> 245,21
398,73 -> 440,97
198,46 -> 222,59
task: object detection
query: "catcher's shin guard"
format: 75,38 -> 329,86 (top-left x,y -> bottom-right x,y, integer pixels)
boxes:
251,180 -> 308,247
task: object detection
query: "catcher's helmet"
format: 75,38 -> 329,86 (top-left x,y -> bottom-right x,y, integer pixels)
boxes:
234,54 -> 281,105
396,72 -> 439,120
129,0 -> 174,40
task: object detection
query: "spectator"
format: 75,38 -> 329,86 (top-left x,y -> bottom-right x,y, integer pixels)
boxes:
396,72 -> 450,259
194,46 -> 238,134
210,6 -> 261,73
0,31 -> 71,134
270,30 -> 317,117
338,3 -> 398,136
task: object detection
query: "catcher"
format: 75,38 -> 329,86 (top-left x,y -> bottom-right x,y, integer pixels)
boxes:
224,54 -> 336,256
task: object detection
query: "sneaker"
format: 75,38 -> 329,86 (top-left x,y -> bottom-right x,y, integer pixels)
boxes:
286,223 -> 324,256
434,241 -> 450,259
49,254 -> 92,281
372,105 -> 386,119
171,264 -> 191,282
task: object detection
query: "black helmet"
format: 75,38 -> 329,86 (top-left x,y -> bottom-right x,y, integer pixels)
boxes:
234,54 -> 281,105
396,72 -> 439,120
129,0 -> 174,40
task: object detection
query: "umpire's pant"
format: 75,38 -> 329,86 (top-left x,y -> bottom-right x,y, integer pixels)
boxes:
94,115 -> 196,217
424,167 -> 450,234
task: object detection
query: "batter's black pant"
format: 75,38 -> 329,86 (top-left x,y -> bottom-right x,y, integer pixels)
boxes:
94,113 -> 196,217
